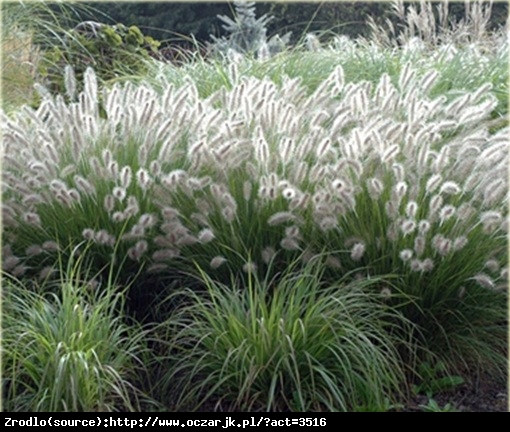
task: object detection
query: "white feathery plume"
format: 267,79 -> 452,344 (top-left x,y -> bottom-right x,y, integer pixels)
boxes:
74,174 -> 96,195
23,212 -> 41,226
350,242 -> 366,262
152,248 -> 180,262
102,149 -> 112,167
125,195 -> 140,217
210,256 -> 227,270
500,267 -> 508,281
405,201 -> 419,219
452,236 -> 468,251
399,249 -> 413,262
439,181 -> 462,195
432,146 -> 450,173
12,265 -> 28,277
26,244 -> 43,256
198,228 -> 215,243
107,161 -> 119,179
268,211 -> 297,226
112,211 -> 126,223
484,259 -> 500,274
136,168 -> 152,191
315,138 -> 332,160
480,211 -> 503,233
471,82 -> 493,103
261,246 -> 276,264
456,203 -> 475,222
367,177 -> 384,201
472,273 -> 495,290
243,181 -> 252,201
410,259 -> 422,272
428,194 -> 443,218
414,235 -> 426,256
392,163 -> 405,183
139,213 -> 156,228
382,144 -> 400,164
148,264 -> 168,273
281,237 -> 301,251
385,201 -> 399,220
222,207 -> 236,223
39,266 -> 56,281
398,62 -> 415,92
22,194 -> 43,206
400,219 -> 416,236
242,261 -> 257,274
325,255 -> 342,269
421,258 -> 434,272
289,193 -> 310,211
483,179 -> 506,208
445,93 -> 472,117
149,160 -> 161,178
418,69 -> 438,94
42,241 -> 59,252
129,224 -> 145,238
291,161 -> 309,185
82,228 -> 95,241
285,226 -> 301,239
112,187 -> 126,202
394,181 -> 408,200
255,136 -> 270,165
104,194 -> 115,212
417,219 -> 431,235
439,205 -> 456,225
3,256 -> 21,271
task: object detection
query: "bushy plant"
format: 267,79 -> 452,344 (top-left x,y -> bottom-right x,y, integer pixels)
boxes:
38,21 -> 160,100
2,250 -> 151,412
154,260 -> 410,412
2,62 -> 507,376
209,0 -> 291,60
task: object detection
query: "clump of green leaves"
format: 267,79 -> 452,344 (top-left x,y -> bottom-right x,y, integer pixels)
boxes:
38,22 -> 160,99
419,399 -> 459,412
412,361 -> 465,398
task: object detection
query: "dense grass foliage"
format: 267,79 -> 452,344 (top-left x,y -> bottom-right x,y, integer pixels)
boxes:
2,0 -> 507,412
2,253 -> 152,412
154,262 -> 412,412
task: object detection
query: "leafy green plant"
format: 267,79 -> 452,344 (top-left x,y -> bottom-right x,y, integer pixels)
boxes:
2,246 -> 152,412
154,258 -> 411,412
419,398 -> 459,413
413,361 -> 465,398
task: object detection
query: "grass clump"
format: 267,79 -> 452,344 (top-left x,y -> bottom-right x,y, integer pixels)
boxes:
2,250 -> 152,412
2,61 -> 507,380
1,0 -> 507,410
155,260 -> 411,412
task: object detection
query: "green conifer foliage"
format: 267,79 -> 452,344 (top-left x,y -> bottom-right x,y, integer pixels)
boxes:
209,1 -> 291,59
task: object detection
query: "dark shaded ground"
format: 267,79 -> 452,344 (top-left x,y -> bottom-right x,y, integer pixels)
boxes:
174,377 -> 508,412
405,376 -> 508,412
